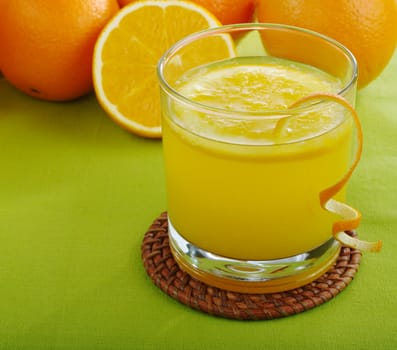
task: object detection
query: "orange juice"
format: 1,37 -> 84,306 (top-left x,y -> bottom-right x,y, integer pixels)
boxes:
162,56 -> 352,260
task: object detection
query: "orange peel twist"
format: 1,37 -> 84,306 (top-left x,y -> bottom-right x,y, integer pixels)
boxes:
279,93 -> 382,252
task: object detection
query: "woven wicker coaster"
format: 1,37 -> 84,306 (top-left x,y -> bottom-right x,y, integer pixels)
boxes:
141,212 -> 361,320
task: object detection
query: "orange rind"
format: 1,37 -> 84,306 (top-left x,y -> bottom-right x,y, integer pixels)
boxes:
287,93 -> 382,252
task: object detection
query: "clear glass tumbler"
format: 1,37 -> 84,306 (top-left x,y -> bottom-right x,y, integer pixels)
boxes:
157,24 -> 361,293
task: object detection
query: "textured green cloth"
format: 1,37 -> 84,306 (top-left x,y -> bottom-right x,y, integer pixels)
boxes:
0,51 -> 396,349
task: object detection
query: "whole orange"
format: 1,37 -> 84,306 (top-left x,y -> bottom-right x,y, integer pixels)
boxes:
257,0 -> 397,88
117,0 -> 134,6
0,0 -> 119,101
118,0 -> 255,24
193,0 -> 255,24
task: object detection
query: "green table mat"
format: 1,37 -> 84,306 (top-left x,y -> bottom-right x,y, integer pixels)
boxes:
1,52 -> 396,349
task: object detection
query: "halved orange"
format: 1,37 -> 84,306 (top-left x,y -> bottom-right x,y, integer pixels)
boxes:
93,0 -> 233,138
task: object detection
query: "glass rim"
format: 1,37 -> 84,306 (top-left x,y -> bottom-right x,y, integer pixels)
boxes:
157,22 -> 358,119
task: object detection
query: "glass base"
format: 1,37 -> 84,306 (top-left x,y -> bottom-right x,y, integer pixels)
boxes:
168,219 -> 341,294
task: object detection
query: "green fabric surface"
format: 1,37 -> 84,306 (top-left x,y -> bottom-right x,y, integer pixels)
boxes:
1,51 -> 396,349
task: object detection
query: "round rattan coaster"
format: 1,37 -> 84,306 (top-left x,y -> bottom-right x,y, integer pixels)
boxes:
141,212 -> 361,320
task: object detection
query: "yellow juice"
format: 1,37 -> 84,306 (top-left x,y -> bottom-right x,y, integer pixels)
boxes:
162,56 -> 352,260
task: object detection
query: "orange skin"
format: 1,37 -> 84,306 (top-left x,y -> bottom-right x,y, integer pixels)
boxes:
0,0 -> 120,101
256,0 -> 397,88
118,0 -> 255,24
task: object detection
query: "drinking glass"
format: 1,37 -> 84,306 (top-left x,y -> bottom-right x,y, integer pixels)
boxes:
157,24 -> 367,293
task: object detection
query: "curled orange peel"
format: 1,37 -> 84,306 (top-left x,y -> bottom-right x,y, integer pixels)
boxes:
281,93 -> 382,252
